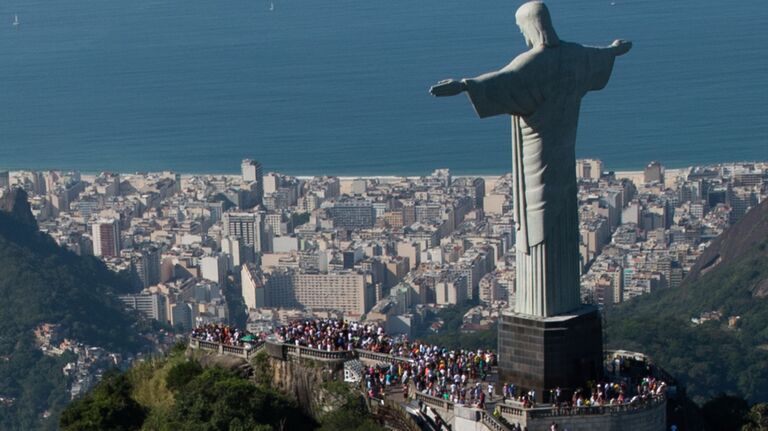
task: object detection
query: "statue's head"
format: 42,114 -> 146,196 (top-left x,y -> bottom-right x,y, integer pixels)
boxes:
515,1 -> 560,48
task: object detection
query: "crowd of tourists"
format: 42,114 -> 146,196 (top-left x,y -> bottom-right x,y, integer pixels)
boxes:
274,318 -> 496,405
362,358 -> 496,408
191,323 -> 256,347
274,318 -> 388,352
498,375 -> 667,412
500,383 -> 538,408
275,320 -> 494,361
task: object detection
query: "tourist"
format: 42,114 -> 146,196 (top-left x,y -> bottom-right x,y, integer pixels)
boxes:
273,318 -> 496,402
190,323 -> 256,347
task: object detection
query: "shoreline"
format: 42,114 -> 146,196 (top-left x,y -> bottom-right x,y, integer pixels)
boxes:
4,161 -> 765,181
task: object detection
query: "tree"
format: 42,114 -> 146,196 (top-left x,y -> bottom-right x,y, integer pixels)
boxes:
165,360 -> 203,392
60,371 -> 146,431
743,403 -> 768,431
318,381 -> 385,431
162,368 -> 315,431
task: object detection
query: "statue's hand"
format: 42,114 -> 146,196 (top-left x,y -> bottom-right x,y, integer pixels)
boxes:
429,79 -> 466,97
611,39 -> 632,56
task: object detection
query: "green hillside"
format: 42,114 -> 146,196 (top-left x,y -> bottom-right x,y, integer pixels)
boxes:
0,189 -> 145,430
606,200 -> 768,404
60,346 -> 384,431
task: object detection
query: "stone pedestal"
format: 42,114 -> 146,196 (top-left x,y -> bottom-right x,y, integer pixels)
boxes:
497,305 -> 603,402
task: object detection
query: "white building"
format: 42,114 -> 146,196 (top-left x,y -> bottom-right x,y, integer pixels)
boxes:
92,218 -> 120,257
241,263 -> 266,310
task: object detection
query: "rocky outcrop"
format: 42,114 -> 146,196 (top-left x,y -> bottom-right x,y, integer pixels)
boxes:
192,348 -> 348,420
684,199 -> 768,285
265,356 -> 346,419
191,349 -> 254,379
0,188 -> 37,228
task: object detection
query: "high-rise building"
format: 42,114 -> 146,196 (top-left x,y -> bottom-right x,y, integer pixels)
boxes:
264,212 -> 286,237
201,255 -> 228,288
134,245 -> 161,288
208,201 -> 224,223
92,219 -> 120,257
241,263 -> 265,310
576,159 -> 603,181
221,236 -> 251,267
170,303 -> 194,330
31,171 -> 46,195
430,168 -> 452,188
414,202 -> 442,223
435,273 -> 467,305
451,177 -> 486,209
263,269 -> 374,316
222,212 -> 265,253
383,210 -> 405,228
325,199 -> 375,230
263,173 -> 280,194
643,161 -> 664,184
119,293 -> 167,322
241,159 -> 264,204
0,171 -> 10,190
384,256 -> 410,288
729,189 -> 757,223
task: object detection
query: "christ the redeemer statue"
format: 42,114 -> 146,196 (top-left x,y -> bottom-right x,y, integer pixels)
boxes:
430,1 -> 631,317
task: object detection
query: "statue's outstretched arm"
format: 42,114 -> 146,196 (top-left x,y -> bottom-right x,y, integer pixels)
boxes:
610,39 -> 632,56
429,79 -> 468,97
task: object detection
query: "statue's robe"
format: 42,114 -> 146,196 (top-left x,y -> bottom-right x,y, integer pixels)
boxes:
464,42 -> 616,317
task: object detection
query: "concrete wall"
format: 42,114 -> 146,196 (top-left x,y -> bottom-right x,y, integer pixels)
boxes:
521,400 -> 666,431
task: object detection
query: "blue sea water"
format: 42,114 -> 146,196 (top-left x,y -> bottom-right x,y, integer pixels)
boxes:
0,0 -> 766,175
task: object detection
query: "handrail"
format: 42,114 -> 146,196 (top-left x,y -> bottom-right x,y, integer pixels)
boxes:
263,340 -> 417,363
414,391 -> 454,412
498,395 -> 666,421
479,410 -> 513,431
354,348 -> 413,365
188,337 -> 262,360
196,339 -> 221,351
604,349 -> 649,362
266,341 -> 353,361
497,402 -> 526,417
604,349 -> 677,384
287,345 -> 353,360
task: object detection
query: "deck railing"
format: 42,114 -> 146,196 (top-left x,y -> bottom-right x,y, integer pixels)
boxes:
191,337 -> 665,425
497,402 -> 526,418
497,395 -> 666,421
283,343 -> 353,361
259,339 -> 417,364
354,349 -> 413,365
189,337 -> 262,360
479,410 -> 513,431
414,392 -> 454,412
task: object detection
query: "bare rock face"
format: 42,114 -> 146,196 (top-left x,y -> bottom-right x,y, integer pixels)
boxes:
0,188 -> 37,229
195,353 -> 252,378
752,278 -> 768,299
685,199 -> 768,285
265,356 -> 345,419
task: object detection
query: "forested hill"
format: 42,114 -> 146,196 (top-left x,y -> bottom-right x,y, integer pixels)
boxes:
684,199 -> 768,286
606,199 -> 768,404
0,189 -> 144,430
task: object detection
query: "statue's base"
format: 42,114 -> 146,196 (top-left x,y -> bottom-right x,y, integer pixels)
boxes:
498,305 -> 603,402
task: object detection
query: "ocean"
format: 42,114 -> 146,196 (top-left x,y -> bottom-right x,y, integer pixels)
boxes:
0,0 -> 766,175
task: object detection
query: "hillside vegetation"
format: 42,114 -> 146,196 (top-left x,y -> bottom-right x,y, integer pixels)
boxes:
0,189 -> 144,430
61,345 -> 385,431
607,200 -> 768,404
